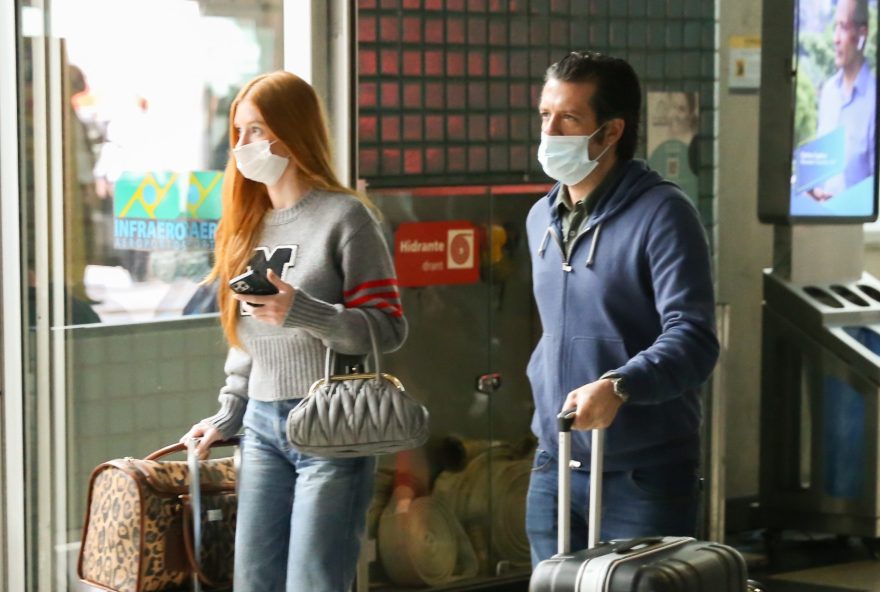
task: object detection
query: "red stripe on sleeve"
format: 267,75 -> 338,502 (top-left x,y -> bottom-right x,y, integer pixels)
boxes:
348,302 -> 403,317
345,291 -> 402,308
343,278 -> 399,298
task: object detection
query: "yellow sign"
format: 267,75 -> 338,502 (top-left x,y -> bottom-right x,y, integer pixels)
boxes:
729,36 -> 762,90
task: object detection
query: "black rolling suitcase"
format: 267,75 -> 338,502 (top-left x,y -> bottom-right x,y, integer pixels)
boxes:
529,411 -> 754,592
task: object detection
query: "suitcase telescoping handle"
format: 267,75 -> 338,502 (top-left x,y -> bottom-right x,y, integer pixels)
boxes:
185,439 -> 204,592
557,410 -> 605,554
139,437 -> 238,592
180,437 -> 239,592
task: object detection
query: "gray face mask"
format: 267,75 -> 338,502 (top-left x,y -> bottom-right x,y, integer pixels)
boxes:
233,140 -> 289,186
537,123 -> 611,185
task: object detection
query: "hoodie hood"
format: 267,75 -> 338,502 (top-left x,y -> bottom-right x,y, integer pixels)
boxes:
546,159 -> 672,226
538,159 -> 673,267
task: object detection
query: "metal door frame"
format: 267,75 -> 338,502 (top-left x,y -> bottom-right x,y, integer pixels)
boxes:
284,0 -> 356,187
1,0 -> 26,589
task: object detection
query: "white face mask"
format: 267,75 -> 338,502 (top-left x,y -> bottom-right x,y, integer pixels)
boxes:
537,124 -> 611,186
233,140 -> 289,186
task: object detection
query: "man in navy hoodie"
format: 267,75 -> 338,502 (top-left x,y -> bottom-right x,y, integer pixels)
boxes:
525,50 -> 719,564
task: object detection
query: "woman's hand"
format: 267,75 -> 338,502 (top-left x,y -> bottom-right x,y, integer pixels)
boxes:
180,422 -> 223,460
233,269 -> 296,326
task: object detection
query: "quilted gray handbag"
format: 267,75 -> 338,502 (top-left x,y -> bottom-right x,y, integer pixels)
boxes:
286,308 -> 430,457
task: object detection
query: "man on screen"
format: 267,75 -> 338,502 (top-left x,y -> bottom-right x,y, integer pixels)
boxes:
809,0 -> 876,201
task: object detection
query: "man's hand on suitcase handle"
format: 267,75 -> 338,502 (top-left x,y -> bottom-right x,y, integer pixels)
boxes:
562,378 -> 624,431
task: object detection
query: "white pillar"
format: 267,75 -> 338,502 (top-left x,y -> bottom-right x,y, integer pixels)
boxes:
284,0 -> 356,187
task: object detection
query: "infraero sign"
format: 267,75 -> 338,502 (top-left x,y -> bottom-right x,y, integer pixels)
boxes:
113,170 -> 222,251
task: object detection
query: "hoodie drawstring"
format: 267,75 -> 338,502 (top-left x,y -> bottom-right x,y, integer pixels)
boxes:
585,222 -> 602,267
537,222 -> 603,268
538,227 -> 552,257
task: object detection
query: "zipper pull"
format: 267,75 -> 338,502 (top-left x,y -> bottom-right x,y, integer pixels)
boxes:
562,263 -> 572,272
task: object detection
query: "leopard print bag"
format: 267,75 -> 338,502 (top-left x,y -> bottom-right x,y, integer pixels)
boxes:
77,438 -> 238,592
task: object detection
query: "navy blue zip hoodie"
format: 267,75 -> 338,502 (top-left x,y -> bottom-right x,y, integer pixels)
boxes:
526,159 -> 718,471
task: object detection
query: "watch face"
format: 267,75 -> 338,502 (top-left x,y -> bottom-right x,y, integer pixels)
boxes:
612,377 -> 628,401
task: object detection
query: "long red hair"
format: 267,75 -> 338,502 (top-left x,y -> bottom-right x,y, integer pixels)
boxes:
208,71 -> 372,347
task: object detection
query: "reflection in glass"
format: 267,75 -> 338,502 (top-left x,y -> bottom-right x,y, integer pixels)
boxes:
16,1 -> 284,589
360,188 -> 539,589
58,0 -> 282,324
843,325 -> 880,354
822,326 -> 877,500
823,375 -> 866,498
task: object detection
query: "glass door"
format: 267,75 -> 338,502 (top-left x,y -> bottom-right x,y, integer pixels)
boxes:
9,1 -> 285,589
356,2 -> 558,587
363,184 -> 543,590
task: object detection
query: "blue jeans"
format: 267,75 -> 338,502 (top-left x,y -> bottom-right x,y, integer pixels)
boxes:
234,399 -> 376,592
525,449 -> 699,566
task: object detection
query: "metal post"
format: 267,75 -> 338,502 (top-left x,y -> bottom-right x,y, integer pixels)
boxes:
707,303 -> 729,543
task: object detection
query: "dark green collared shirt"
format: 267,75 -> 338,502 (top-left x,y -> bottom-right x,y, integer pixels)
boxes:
553,164 -> 622,257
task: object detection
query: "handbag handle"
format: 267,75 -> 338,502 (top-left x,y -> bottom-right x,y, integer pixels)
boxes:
144,436 -> 241,461
324,307 -> 382,383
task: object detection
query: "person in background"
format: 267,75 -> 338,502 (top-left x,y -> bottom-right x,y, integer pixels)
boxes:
180,70 -> 407,592
45,63 -> 101,325
809,0 -> 876,201
524,50 -> 718,563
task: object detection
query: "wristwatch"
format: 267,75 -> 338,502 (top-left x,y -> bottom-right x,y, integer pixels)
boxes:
601,371 -> 629,403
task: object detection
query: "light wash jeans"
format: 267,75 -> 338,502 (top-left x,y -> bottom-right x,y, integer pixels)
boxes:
234,399 -> 376,592
525,448 -> 699,566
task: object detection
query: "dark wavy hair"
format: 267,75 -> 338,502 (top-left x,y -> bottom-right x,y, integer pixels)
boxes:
545,51 -> 641,161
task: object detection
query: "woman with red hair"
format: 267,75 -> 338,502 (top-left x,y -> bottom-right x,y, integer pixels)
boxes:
181,71 -> 407,591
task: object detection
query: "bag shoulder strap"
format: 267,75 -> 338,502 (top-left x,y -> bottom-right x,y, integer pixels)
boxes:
324,307 -> 382,381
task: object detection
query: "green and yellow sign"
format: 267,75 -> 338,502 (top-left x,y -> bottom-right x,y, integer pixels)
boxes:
113,171 -> 223,251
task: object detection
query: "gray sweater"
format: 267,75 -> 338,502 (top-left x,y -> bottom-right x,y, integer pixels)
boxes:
203,189 -> 407,438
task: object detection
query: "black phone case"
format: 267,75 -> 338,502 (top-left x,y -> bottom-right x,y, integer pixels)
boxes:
228,269 -> 279,296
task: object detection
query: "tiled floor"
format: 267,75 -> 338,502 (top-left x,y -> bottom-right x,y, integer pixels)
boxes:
419,531 -> 880,591
768,562 -> 880,591
733,530 -> 880,591
74,530 -> 880,591
456,530 -> 880,591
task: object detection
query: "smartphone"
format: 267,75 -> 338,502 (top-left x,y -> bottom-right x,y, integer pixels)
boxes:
228,268 -> 279,297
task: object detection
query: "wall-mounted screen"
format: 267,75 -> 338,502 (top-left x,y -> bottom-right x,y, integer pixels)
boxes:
759,0 -> 879,224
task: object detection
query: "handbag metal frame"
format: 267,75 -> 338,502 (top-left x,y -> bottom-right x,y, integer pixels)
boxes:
287,308 -> 429,457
